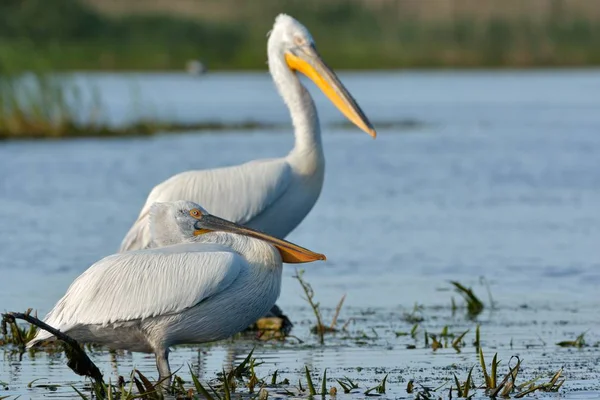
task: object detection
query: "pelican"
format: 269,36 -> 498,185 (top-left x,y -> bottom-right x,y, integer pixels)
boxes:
28,200 -> 325,384
120,14 -> 376,253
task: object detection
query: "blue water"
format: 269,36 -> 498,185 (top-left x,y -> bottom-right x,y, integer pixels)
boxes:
1,70 -> 599,398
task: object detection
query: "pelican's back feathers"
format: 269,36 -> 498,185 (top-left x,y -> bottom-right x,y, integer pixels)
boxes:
120,158 -> 293,252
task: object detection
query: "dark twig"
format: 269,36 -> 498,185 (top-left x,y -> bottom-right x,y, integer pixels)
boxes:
1,312 -> 104,387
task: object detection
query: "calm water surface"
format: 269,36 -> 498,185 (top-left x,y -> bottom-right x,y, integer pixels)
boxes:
1,70 -> 599,398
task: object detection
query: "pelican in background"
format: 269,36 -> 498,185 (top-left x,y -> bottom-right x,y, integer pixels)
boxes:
120,13 -> 376,252
28,201 -> 325,384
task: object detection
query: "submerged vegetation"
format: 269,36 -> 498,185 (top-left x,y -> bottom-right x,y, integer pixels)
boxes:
450,281 -> 486,318
2,0 -> 600,71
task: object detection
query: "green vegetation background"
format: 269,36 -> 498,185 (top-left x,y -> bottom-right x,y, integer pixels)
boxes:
2,0 -> 600,72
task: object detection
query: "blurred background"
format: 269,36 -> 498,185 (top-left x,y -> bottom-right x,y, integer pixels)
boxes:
2,0 -> 600,72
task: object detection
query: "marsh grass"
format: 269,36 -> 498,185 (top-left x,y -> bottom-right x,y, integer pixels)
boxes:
336,376 -> 359,394
0,71 -> 283,139
473,324 -> 481,348
450,281 -> 485,318
72,369 -> 162,400
364,373 -> 388,396
477,349 -> 564,398
0,294 -> 581,399
0,71 -> 104,139
0,309 -> 38,348
452,366 -> 474,398
1,322 -> 572,400
556,331 -> 587,348
69,350 -> 264,399
411,349 -> 565,399
402,303 -> 425,323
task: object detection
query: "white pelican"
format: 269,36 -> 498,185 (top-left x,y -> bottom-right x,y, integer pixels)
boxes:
28,200 -> 325,384
120,14 -> 376,252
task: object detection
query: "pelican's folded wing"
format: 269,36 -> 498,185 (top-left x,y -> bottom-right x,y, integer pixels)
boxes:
30,243 -> 243,344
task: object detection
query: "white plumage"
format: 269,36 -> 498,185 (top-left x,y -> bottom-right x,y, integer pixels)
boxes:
28,200 -> 325,383
120,14 -> 376,252
33,247 -> 241,334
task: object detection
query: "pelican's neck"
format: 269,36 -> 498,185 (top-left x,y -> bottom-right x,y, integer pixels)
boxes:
193,232 -> 282,270
269,54 -> 324,167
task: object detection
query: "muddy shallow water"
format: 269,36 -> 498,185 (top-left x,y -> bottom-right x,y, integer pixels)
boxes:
1,70 -> 600,398
2,303 -> 599,399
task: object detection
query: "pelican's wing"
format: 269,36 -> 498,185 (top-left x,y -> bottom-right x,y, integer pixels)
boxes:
30,243 -> 243,344
119,158 -> 292,252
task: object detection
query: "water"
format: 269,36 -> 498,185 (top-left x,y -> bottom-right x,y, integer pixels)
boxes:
1,70 -> 600,398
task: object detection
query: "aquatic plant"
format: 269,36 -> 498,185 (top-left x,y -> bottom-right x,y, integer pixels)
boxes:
0,309 -> 38,348
473,324 -> 481,348
0,70 -> 283,139
0,70 -> 104,139
293,269 -> 346,344
0,297 -> 577,399
364,373 -> 388,395
2,311 -> 104,387
336,376 -> 359,394
0,56 -> 285,140
476,349 -> 564,397
2,318 -> 572,400
402,303 -> 425,323
452,366 -> 474,398
408,349 -> 565,399
556,331 -> 587,348
450,281 -> 485,318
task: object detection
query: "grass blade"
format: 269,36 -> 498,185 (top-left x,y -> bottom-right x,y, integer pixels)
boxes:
491,353 -> 498,388
71,386 -> 90,400
463,366 -> 474,397
452,329 -> 470,351
189,366 -> 215,400
222,369 -> 231,400
233,348 -> 255,378
453,374 -> 463,397
135,370 -> 154,394
479,348 -> 491,389
330,295 -> 346,330
305,366 -> 316,395
336,379 -> 351,394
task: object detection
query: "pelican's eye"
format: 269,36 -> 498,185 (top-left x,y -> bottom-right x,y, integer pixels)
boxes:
293,36 -> 306,47
190,209 -> 202,219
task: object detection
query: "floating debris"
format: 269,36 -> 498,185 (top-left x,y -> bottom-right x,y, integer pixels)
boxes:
556,332 -> 587,348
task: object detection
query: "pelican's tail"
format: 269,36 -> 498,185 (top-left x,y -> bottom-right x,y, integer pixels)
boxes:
26,329 -> 56,349
26,314 -> 63,349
